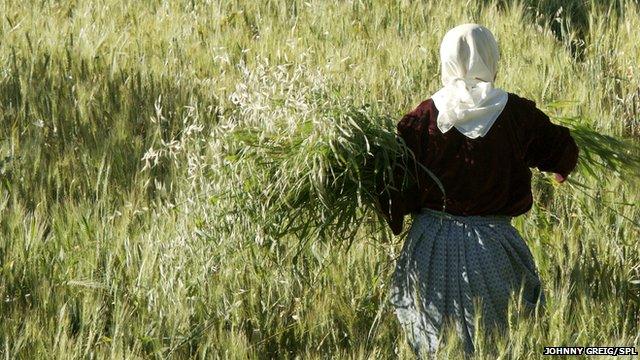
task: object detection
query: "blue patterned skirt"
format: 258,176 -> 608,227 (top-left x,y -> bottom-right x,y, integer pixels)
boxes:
389,208 -> 546,357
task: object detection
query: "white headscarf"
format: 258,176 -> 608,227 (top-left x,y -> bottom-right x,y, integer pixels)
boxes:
431,24 -> 508,139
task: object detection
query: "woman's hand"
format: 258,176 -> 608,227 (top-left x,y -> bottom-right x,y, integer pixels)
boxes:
554,173 -> 566,183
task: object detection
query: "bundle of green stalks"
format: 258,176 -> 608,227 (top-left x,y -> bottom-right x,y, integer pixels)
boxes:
222,63 -> 640,251
220,63 -> 406,249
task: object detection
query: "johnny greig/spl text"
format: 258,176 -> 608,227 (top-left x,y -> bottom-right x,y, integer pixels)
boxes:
543,346 -> 638,356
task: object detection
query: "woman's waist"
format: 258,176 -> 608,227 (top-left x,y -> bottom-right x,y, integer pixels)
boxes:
414,206 -> 514,225
411,180 -> 533,218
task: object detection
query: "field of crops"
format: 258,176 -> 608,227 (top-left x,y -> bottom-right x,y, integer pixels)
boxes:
0,0 -> 638,358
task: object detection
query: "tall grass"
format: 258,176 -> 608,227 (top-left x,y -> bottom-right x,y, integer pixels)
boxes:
0,0 -> 638,359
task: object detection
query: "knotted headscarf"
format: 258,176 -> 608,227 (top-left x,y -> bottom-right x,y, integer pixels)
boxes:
431,24 -> 508,139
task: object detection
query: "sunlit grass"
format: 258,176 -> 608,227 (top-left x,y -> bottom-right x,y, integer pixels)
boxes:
0,0 -> 638,359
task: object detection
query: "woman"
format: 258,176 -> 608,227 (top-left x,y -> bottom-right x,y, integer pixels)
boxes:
377,24 -> 579,357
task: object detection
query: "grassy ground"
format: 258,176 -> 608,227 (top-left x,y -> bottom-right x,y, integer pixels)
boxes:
0,0 -> 638,358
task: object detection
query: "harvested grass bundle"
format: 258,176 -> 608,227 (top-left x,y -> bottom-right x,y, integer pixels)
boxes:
563,120 -> 640,180
222,64 -> 419,246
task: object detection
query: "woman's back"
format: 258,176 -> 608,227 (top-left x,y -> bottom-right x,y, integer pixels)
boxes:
393,93 -> 579,221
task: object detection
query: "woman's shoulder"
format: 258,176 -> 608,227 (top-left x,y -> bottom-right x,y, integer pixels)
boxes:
505,92 -> 539,111
396,99 -> 435,153
397,99 -> 435,131
405,98 -> 436,119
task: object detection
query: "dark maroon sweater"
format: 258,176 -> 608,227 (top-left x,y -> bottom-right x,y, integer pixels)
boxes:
377,93 -> 579,235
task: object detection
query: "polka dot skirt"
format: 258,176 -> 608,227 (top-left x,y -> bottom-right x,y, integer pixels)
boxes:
389,208 -> 546,357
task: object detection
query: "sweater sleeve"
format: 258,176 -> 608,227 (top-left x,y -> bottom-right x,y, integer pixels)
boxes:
519,100 -> 579,179
376,102 -> 429,235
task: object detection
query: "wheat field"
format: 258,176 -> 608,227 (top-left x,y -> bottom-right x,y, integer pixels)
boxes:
0,0 -> 638,359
